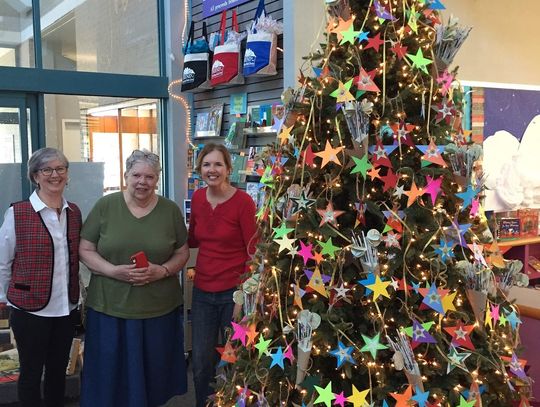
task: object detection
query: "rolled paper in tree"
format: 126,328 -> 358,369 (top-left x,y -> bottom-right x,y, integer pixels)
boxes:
466,289 -> 487,325
404,370 -> 424,392
295,310 -> 320,385
295,342 -> 312,386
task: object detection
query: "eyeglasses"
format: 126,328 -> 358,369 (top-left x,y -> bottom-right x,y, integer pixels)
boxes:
38,166 -> 68,176
132,150 -> 159,162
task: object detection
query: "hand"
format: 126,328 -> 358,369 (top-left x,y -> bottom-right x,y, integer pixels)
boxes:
129,263 -> 167,286
186,268 -> 195,281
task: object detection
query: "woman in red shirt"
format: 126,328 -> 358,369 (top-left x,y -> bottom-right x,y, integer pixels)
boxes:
188,143 -> 258,407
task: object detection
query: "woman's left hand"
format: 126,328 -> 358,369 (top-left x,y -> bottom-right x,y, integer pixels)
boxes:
130,263 -> 167,286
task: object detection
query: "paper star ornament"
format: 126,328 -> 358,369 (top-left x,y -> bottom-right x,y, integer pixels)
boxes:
329,340 -> 356,368
330,79 -> 355,103
354,67 -> 380,92
365,275 -> 392,300
406,48 -> 432,74
314,382 -> 335,407
317,201 -> 345,227
360,333 -> 388,359
315,140 -> 345,168
347,385 -> 370,407
390,385 -> 414,407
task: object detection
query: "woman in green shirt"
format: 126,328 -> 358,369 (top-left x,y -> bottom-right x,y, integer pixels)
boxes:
79,150 -> 190,407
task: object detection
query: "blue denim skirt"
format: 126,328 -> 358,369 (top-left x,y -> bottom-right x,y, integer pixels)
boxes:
80,307 -> 187,407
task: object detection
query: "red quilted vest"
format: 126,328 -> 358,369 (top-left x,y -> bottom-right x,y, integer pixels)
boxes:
8,200 -> 82,312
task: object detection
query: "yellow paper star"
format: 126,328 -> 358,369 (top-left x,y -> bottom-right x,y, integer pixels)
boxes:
441,291 -> 457,313
366,275 -> 391,300
278,125 -> 294,145
308,267 -> 328,298
330,79 -> 355,103
347,384 -> 370,407
315,141 -> 344,168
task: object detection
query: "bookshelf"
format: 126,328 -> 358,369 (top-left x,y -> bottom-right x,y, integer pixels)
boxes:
498,237 -> 540,282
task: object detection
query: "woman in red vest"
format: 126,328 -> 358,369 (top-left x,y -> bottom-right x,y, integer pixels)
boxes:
188,143 -> 258,407
0,147 -> 82,407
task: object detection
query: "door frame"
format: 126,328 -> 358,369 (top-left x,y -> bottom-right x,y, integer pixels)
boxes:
0,92 -> 39,198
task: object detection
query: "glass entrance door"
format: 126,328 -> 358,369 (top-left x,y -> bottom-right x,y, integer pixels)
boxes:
0,94 -> 37,214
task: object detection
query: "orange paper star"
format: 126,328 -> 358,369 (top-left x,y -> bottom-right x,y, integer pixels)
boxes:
316,201 -> 345,227
404,180 -> 424,207
315,141 -> 344,168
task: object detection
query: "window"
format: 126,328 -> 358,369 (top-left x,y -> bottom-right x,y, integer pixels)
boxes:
44,95 -> 161,217
40,0 -> 159,75
0,2 -> 35,67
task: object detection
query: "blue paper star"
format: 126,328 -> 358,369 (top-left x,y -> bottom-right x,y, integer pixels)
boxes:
456,184 -> 480,209
329,340 -> 356,368
270,346 -> 285,369
357,30 -> 370,42
422,284 -> 445,314
428,0 -> 446,10
313,67 -> 322,77
434,238 -> 455,262
505,309 -> 522,330
358,273 -> 376,296
461,385 -> 485,400
411,281 -> 421,294
411,386 -> 430,407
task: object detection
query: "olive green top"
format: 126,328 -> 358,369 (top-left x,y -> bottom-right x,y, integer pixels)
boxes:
81,192 -> 187,319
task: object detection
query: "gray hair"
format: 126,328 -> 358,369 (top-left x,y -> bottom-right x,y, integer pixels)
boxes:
27,147 -> 69,187
125,149 -> 161,175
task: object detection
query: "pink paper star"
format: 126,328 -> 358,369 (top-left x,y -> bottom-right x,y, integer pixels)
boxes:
297,240 -> 314,265
424,176 -> 443,206
470,198 -> 480,216
490,303 -> 500,323
334,391 -> 347,407
231,322 -> 248,346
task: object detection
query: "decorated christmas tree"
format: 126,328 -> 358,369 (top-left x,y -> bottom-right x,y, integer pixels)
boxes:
214,0 -> 531,406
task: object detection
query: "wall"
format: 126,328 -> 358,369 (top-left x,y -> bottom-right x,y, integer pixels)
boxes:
444,0 -> 540,87
188,0 -> 284,136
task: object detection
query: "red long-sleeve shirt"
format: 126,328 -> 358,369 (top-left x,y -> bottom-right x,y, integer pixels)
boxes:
188,188 -> 258,292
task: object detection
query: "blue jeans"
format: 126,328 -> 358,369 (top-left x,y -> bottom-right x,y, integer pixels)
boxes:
191,286 -> 235,407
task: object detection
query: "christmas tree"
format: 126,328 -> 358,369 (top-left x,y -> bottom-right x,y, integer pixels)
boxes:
214,0 -> 531,406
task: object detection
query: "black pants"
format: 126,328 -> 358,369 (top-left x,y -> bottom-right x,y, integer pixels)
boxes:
10,308 -> 76,407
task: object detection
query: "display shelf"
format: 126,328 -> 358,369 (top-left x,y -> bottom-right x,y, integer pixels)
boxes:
498,236 -> 540,247
498,236 -> 540,282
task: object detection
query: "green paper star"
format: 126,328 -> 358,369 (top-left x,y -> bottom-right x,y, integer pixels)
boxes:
273,223 -> 295,238
406,48 -> 432,74
350,154 -> 372,178
457,396 -> 476,407
314,382 -> 335,407
317,237 -> 340,258
360,333 -> 388,359
340,24 -> 360,45
498,313 -> 508,327
255,336 -> 271,358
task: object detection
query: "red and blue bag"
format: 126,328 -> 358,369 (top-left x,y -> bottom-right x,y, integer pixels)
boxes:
243,0 -> 278,77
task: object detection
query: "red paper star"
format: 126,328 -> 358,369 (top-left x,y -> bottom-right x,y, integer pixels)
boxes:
444,321 -> 475,350
301,144 -> 316,167
381,169 -> 399,192
363,33 -> 384,52
391,42 -> 408,60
